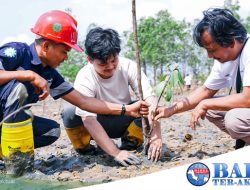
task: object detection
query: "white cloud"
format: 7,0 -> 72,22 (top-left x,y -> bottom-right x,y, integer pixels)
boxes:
0,0 -> 249,45
1,34 -> 33,46
137,0 -> 171,18
105,0 -> 128,5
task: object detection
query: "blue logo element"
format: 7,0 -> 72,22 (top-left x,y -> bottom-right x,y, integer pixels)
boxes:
186,162 -> 210,186
212,163 -> 250,186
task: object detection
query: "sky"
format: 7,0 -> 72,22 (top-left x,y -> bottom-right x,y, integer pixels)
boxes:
0,0 -> 249,45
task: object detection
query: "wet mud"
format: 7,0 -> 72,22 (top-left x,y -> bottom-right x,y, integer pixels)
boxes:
0,95 -> 235,186
3,150 -> 34,177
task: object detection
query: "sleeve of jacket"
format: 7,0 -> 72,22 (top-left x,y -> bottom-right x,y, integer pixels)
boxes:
0,42 -> 25,71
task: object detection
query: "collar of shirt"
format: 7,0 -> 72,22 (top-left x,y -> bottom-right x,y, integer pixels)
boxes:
30,43 -> 42,66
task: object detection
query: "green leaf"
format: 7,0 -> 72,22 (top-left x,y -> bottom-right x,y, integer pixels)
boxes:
154,81 -> 166,97
177,70 -> 185,86
158,75 -> 166,82
59,64 -> 82,82
164,88 -> 173,102
170,69 -> 179,88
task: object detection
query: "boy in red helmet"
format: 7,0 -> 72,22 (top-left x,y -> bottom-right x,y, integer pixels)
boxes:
0,10 -> 148,165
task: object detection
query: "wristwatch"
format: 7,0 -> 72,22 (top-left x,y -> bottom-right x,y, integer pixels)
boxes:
121,104 -> 126,115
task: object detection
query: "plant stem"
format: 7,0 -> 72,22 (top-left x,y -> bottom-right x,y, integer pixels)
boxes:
132,0 -> 151,154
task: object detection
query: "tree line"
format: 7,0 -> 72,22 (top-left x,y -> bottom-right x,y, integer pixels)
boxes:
60,0 -> 250,85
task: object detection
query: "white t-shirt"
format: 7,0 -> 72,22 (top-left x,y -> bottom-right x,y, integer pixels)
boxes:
184,75 -> 192,86
74,57 -> 153,117
204,37 -> 250,90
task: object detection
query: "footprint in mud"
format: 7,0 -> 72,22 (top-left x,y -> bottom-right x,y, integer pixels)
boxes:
188,150 -> 208,159
35,155 -> 89,175
35,149 -> 118,175
188,149 -> 223,159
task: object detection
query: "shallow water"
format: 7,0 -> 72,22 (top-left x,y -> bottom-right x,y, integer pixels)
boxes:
0,174 -> 95,190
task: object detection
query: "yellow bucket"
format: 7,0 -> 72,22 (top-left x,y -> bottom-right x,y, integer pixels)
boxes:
1,118 -> 34,176
0,145 -> 2,158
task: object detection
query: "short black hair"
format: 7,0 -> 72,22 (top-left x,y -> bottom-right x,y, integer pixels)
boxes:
35,37 -> 67,47
193,8 -> 247,47
84,27 -> 121,64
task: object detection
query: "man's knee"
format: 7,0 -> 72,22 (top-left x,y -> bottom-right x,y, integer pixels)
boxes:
53,123 -> 61,139
6,82 -> 28,108
205,110 -> 229,133
45,120 -> 61,139
205,111 -> 213,124
61,102 -> 83,128
45,126 -> 61,145
205,110 -> 219,123
4,82 -> 29,123
224,109 -> 245,139
34,121 -> 61,148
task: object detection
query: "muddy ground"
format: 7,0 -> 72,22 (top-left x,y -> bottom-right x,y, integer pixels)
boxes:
0,92 -> 235,188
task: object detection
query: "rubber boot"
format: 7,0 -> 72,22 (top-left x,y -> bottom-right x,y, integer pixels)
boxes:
65,126 -> 95,154
235,139 -> 245,150
120,119 -> 143,150
2,118 -> 34,176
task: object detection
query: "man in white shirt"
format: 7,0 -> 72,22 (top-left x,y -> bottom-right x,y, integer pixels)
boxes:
61,27 -> 162,166
184,74 -> 192,90
155,8 -> 250,149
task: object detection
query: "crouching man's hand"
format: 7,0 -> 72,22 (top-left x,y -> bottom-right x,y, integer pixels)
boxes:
126,100 -> 150,118
147,120 -> 162,162
114,150 -> 141,167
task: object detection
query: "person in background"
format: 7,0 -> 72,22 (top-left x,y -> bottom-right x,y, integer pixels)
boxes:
184,73 -> 192,91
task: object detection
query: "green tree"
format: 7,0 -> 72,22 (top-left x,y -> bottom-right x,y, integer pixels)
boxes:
123,1 -> 250,86
59,43 -> 88,82
223,0 -> 241,20
182,19 -> 213,79
58,8 -> 88,82
223,0 -> 250,41
223,0 -> 250,32
123,10 -> 186,85
243,15 -> 250,33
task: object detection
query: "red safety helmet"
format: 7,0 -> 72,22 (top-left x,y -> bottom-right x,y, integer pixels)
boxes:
31,10 -> 83,52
